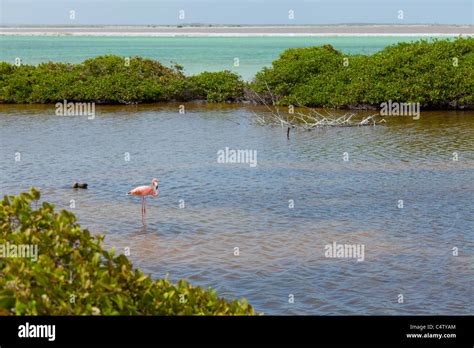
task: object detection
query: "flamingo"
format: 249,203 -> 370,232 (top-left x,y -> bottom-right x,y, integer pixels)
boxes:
127,178 -> 159,225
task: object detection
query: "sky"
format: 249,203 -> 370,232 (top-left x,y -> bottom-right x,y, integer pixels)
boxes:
0,0 -> 472,25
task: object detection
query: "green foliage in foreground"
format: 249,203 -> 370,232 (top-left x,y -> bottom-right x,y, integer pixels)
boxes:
0,55 -> 244,104
0,189 -> 256,315
251,38 -> 474,109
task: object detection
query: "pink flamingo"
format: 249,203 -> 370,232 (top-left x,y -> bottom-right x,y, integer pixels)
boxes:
127,178 -> 159,225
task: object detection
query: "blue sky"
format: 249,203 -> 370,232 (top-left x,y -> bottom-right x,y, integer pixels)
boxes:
0,0 -> 472,25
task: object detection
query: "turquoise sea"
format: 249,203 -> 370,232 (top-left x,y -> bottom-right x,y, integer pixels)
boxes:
0,35 -> 436,79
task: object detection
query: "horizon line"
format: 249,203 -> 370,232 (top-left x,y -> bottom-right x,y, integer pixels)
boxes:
1,23 -> 474,27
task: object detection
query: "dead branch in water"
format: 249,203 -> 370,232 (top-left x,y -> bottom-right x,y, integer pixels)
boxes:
247,84 -> 385,134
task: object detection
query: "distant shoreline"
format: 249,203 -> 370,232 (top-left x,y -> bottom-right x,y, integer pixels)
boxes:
1,25 -> 473,37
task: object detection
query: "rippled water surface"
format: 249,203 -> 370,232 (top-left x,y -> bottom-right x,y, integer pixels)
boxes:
0,104 -> 473,315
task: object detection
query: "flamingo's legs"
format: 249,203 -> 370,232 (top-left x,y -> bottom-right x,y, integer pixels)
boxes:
141,196 -> 145,225
144,197 -> 147,221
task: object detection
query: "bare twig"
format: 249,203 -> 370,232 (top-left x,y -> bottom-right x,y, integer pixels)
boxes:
247,84 -> 385,133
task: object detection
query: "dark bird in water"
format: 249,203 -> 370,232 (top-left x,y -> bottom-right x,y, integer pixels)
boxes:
73,183 -> 88,189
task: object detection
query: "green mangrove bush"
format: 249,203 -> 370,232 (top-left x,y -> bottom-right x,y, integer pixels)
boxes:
187,71 -> 245,102
251,38 -> 474,109
0,188 -> 256,315
0,55 -> 245,104
0,38 -> 472,108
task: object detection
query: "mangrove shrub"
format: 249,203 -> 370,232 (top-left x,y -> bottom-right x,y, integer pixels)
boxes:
0,56 -> 245,104
251,38 -> 474,109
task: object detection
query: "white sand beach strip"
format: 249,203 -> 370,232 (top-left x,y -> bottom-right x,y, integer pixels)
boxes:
1,25 -> 473,37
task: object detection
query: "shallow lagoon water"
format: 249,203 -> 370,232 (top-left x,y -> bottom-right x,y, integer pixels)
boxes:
0,36 -> 436,79
0,104 -> 473,315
